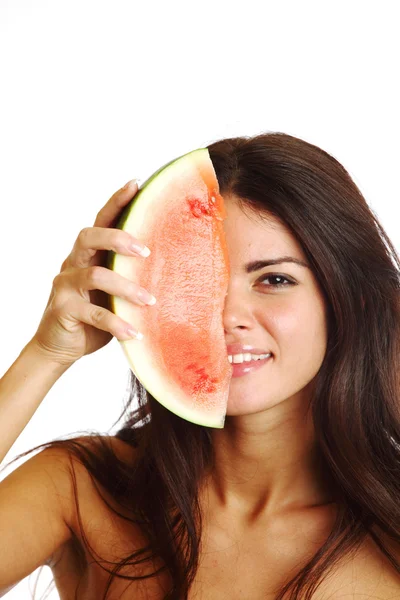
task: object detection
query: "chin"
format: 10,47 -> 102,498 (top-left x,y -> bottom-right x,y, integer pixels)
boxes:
225,396 -> 278,416
225,383 -> 314,417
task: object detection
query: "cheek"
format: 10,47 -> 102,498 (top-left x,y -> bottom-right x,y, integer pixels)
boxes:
262,299 -> 327,358
226,302 -> 327,415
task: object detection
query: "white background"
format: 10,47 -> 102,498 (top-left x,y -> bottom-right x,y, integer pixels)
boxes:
1,1 -> 399,598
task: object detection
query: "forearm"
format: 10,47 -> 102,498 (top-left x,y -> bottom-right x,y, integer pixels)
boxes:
0,341 -> 71,465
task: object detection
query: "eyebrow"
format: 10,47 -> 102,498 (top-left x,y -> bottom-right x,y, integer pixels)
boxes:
244,257 -> 310,273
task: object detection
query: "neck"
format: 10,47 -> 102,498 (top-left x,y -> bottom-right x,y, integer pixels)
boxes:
203,398 -> 334,522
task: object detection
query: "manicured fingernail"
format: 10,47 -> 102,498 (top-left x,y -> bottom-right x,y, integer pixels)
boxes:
129,243 -> 151,257
126,328 -> 143,340
139,246 -> 151,257
137,288 -> 157,305
123,178 -> 139,190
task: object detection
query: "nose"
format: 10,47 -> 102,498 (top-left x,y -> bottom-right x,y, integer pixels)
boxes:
222,285 -> 256,334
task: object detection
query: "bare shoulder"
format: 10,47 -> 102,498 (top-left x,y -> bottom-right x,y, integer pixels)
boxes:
314,530 -> 400,599
43,435 -> 149,598
49,434 -> 139,513
43,435 -> 139,559
0,443 -> 80,593
65,433 -> 138,463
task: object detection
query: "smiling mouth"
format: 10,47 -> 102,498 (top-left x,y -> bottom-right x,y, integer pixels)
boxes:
230,354 -> 273,378
228,352 -> 272,364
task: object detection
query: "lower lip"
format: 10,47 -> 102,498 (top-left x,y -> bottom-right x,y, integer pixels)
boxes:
231,356 -> 272,378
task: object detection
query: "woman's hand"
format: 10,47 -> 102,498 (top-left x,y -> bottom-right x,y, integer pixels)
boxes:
30,179 -> 156,366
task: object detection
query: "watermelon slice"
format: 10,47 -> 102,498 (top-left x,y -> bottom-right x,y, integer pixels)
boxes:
106,148 -> 232,428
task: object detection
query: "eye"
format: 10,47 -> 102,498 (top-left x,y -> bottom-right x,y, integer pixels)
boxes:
258,274 -> 296,288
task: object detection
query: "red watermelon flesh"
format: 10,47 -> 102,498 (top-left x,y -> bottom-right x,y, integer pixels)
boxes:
107,149 -> 232,428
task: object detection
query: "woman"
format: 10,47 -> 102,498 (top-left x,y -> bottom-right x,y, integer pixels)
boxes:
0,132 -> 400,600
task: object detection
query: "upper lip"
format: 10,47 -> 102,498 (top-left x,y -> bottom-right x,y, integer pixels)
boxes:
226,343 -> 272,356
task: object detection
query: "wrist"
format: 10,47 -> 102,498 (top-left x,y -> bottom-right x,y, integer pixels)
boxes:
24,339 -> 75,374
0,339 -> 71,464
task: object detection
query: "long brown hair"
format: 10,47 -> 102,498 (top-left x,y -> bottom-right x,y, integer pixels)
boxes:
4,132 -> 400,599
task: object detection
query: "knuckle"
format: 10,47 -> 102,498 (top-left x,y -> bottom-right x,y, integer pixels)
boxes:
87,265 -> 104,284
52,272 -> 64,289
78,227 -> 91,245
91,306 -> 105,326
51,290 -> 69,314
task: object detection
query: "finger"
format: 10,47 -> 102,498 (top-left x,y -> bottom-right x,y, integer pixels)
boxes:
67,226 -> 149,270
94,179 -> 140,229
60,296 -> 143,341
71,265 -> 156,306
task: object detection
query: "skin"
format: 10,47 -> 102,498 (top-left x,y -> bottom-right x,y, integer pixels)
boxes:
205,195 -> 333,525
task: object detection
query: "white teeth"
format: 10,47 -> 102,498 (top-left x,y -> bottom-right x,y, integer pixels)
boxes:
228,353 -> 271,364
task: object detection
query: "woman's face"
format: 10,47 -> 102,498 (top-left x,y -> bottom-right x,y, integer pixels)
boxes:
222,196 -> 329,416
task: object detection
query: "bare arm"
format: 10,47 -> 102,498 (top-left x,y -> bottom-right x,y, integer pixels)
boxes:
0,343 -> 73,594
0,340 -> 70,466
0,446 -> 74,596
0,180 -> 145,467
0,180 -> 148,593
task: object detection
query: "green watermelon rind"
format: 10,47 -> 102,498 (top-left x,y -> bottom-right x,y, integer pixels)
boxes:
105,148 -> 227,428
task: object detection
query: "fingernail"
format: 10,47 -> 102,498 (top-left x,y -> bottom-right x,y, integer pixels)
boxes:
126,328 -> 143,340
123,178 -> 139,190
137,289 -> 157,306
139,246 -> 151,257
129,243 -> 151,257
